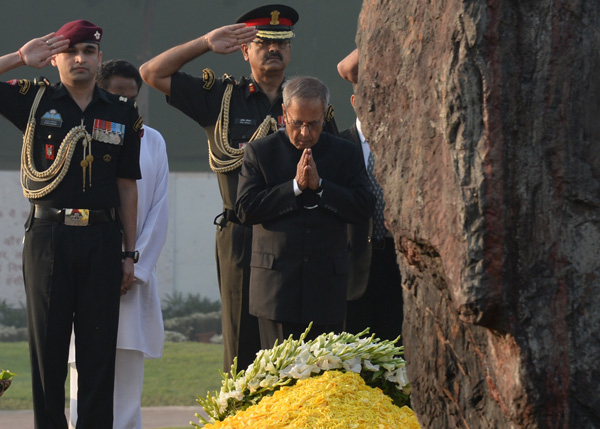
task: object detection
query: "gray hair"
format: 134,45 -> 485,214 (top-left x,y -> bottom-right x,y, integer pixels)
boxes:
282,76 -> 330,111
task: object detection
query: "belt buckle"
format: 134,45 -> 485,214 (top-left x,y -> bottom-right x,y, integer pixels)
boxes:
64,209 -> 89,226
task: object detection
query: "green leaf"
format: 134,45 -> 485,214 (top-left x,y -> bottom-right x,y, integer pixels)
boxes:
0,369 -> 16,380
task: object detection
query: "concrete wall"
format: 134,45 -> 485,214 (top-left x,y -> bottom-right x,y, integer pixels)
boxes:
0,171 -> 222,307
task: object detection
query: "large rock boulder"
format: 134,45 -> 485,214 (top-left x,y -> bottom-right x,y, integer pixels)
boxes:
355,1 -> 600,427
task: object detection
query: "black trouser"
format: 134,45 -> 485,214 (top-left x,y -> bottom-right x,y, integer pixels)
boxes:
214,215 -> 261,372
23,217 -> 122,429
345,237 -> 403,342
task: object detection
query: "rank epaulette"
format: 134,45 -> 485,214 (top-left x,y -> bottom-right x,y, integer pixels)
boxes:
222,73 -> 238,86
33,76 -> 51,87
202,68 -> 216,90
117,95 -> 138,109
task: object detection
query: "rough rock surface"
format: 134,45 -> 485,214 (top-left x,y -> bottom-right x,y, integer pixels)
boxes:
355,1 -> 600,427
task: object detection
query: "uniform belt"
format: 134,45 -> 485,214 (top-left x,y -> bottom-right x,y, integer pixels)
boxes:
225,208 -> 241,224
370,236 -> 394,251
213,209 -> 241,228
33,204 -> 115,226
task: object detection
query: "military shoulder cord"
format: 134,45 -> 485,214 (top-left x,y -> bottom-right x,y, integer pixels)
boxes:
209,83 -> 278,173
21,85 -> 93,198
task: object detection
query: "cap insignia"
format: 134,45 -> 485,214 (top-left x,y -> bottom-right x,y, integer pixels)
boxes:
270,10 -> 280,25
94,31 -> 101,40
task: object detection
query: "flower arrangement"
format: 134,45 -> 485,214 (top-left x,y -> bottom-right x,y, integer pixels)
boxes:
194,324 -> 411,427
0,369 -> 15,398
201,370 -> 419,428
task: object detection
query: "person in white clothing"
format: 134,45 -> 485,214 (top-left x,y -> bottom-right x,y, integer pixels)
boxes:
69,59 -> 169,429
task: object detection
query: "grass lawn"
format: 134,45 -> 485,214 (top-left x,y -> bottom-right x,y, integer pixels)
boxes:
0,341 -> 224,411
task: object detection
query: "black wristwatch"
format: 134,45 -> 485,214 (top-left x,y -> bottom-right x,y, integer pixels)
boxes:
122,250 -> 139,263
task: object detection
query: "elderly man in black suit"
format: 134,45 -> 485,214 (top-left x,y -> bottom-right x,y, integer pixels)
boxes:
235,76 -> 375,348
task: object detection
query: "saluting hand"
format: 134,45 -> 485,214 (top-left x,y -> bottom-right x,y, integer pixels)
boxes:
206,23 -> 258,55
295,148 -> 320,191
19,33 -> 69,68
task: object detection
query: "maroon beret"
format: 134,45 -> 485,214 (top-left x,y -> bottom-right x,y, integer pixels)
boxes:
56,20 -> 103,47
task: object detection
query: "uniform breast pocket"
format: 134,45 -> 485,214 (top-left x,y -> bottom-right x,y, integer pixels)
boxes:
93,141 -> 122,177
230,120 -> 258,149
34,127 -> 63,168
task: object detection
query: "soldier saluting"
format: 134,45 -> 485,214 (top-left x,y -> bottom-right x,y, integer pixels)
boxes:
0,20 -> 142,428
141,4 -> 338,372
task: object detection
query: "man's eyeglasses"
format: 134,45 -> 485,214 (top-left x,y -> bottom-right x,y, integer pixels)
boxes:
285,114 -> 325,132
252,39 -> 291,48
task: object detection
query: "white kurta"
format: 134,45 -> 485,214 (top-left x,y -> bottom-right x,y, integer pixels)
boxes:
117,125 -> 168,357
69,125 -> 169,360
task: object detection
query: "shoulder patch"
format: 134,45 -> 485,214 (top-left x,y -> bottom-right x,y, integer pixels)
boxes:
9,79 -> 32,95
325,104 -> 335,122
133,116 -> 144,133
202,68 -> 215,90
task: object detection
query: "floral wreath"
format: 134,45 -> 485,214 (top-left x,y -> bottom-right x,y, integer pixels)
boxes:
194,323 -> 411,427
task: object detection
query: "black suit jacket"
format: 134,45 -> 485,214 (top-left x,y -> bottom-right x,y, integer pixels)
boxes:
340,125 -> 373,300
235,130 -> 375,324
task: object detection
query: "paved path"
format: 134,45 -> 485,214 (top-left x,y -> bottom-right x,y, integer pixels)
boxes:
0,406 -> 206,429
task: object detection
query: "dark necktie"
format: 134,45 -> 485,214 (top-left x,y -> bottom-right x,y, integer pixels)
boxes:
367,150 -> 386,240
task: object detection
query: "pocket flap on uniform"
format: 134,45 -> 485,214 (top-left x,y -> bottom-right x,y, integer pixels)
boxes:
250,252 -> 275,269
334,254 -> 349,274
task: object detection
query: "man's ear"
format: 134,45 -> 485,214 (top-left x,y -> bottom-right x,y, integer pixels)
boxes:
50,55 -> 57,67
241,44 -> 250,61
99,50 -> 103,62
350,94 -> 356,109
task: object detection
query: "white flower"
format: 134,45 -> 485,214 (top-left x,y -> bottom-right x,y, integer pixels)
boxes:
259,374 -> 280,388
233,378 -> 246,392
363,359 -> 380,372
247,378 -> 261,393
216,396 -> 228,414
381,362 -> 396,372
265,361 -> 277,375
294,347 -> 314,365
384,366 -> 409,389
280,363 -> 319,379
216,390 -> 243,414
316,354 -> 342,370
342,356 -> 362,373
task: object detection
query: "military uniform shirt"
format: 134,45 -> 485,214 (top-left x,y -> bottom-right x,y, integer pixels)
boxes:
168,70 -> 337,212
168,71 -> 286,211
0,79 -> 141,209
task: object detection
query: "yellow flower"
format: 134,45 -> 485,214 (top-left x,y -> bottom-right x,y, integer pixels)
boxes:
202,371 -> 420,429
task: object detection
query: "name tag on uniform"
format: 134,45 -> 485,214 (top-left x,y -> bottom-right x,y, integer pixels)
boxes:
40,109 -> 63,127
92,119 -> 125,145
235,118 -> 257,126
